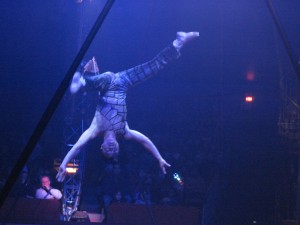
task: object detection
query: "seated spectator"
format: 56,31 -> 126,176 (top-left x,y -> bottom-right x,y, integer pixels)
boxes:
10,166 -> 35,198
113,190 -> 122,203
111,190 -> 132,204
134,191 -> 151,205
35,175 -> 62,200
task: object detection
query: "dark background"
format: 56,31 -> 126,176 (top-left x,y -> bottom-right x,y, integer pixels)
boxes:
0,0 -> 300,224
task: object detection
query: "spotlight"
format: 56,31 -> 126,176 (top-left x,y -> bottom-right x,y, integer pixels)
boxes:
245,96 -> 254,103
241,94 -> 255,110
54,159 -> 79,174
246,70 -> 255,81
66,160 -> 79,174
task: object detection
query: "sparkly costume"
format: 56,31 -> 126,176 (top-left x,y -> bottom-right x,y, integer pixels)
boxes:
83,45 -> 180,136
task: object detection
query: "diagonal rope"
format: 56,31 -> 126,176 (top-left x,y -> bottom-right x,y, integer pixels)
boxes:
266,0 -> 300,82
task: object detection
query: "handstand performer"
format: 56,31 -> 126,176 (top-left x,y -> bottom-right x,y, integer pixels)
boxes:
56,31 -> 199,182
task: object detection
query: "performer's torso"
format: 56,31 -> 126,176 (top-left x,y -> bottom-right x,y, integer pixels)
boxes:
84,45 -> 180,136
96,73 -> 128,136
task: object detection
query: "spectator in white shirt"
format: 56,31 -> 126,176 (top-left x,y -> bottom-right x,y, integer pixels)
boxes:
35,175 -> 62,200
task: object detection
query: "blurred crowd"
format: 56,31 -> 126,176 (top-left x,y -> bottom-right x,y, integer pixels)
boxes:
0,132 -> 61,199
91,132 -> 221,213
0,129 -> 222,212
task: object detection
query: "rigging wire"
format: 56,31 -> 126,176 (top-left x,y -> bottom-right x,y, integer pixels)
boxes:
266,0 -> 300,82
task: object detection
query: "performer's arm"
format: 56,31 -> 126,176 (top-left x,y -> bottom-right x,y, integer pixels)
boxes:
124,126 -> 171,174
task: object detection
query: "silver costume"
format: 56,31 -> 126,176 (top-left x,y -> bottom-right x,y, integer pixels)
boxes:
83,46 -> 180,136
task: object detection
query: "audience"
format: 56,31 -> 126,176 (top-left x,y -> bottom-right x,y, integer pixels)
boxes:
35,175 -> 62,200
0,127 -> 212,210
10,166 -> 35,198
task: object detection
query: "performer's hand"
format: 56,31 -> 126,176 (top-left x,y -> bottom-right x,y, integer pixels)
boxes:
159,159 -> 171,174
42,186 -> 51,193
56,166 -> 67,182
42,185 -> 50,191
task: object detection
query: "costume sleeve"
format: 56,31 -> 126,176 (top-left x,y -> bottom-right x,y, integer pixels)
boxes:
118,45 -> 180,88
83,72 -> 112,94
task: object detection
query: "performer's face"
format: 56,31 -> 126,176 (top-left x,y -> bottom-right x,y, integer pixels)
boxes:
101,139 -> 119,158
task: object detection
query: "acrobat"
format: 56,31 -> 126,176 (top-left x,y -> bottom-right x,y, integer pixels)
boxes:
56,31 -> 199,182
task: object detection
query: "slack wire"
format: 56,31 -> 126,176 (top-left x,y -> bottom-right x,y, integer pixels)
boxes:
266,0 -> 300,81
0,0 -> 115,208
144,192 -> 158,225
146,202 -> 159,225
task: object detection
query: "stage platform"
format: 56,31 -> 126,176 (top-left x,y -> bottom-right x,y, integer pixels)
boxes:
0,198 -> 201,225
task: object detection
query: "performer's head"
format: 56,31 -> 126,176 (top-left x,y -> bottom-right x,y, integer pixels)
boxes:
101,138 -> 119,158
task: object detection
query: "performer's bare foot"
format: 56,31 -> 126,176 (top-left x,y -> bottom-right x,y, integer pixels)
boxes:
173,31 -> 199,49
83,57 -> 99,74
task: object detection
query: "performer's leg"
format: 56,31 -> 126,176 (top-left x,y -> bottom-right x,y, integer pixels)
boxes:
119,31 -> 199,88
